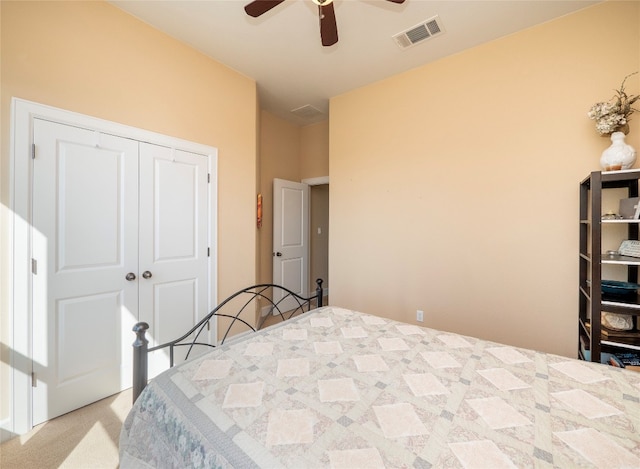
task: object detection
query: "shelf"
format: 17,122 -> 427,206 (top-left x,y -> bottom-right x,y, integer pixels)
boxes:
601,254 -> 640,265
580,170 -> 640,363
602,168 -> 640,177
584,321 -> 640,343
601,219 -> 640,224
602,294 -> 640,311
602,340 -> 640,351
584,280 -> 640,311
601,169 -> 640,185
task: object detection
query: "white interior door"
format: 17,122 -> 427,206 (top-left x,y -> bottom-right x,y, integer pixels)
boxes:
138,143 -> 209,377
273,178 -> 309,311
31,119 -> 139,425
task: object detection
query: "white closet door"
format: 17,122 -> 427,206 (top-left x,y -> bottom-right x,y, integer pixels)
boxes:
138,143 -> 209,377
31,119 -> 139,425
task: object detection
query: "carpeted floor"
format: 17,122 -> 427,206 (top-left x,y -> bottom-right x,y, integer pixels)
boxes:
0,389 -> 132,469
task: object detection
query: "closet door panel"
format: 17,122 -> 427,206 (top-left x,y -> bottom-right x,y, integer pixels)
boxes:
138,143 -> 209,376
31,119 -> 139,425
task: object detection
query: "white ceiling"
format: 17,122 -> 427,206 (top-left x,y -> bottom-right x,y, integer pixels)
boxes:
110,0 -> 600,126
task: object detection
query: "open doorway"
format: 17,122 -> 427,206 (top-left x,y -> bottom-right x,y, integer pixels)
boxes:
309,183 -> 329,298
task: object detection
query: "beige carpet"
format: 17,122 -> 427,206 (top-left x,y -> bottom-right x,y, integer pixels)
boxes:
0,389 -> 132,469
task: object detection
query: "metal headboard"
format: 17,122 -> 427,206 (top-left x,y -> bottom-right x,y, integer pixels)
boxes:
131,279 -> 324,403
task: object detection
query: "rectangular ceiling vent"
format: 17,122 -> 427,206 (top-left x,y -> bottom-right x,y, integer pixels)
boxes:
290,104 -> 323,119
393,15 -> 444,50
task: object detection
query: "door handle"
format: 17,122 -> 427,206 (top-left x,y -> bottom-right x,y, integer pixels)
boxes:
125,272 -> 136,281
142,270 -> 153,279
274,252 -> 282,257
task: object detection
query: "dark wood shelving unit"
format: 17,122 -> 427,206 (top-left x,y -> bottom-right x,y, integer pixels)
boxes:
579,170 -> 640,364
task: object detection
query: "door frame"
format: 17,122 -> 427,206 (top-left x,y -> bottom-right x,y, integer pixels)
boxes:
302,176 -> 329,186
264,176 -> 329,318
302,176 -> 329,298
272,177 -> 330,286
303,176 -> 329,298
4,98 -> 218,440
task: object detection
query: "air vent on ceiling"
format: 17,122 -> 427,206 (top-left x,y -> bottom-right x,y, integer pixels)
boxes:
290,104 -> 324,119
393,15 -> 444,50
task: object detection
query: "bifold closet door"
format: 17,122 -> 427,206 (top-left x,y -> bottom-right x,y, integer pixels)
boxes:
31,119 -> 139,425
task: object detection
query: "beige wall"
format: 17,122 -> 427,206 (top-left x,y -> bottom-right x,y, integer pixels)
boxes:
301,120 -> 330,179
258,111 -> 301,286
302,121 -> 330,292
257,111 -> 330,291
302,121 -> 331,292
1,1 -> 257,428
329,1 -> 640,358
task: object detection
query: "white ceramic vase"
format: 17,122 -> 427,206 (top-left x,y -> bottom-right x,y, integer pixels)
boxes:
600,131 -> 636,171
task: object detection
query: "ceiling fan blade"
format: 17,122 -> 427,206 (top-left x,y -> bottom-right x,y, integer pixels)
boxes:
386,0 -> 406,3
244,0 -> 285,18
319,3 -> 338,46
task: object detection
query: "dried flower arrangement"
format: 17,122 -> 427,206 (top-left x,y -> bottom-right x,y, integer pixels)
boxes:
588,72 -> 639,136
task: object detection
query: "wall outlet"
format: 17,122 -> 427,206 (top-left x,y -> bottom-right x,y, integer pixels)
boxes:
416,310 -> 424,322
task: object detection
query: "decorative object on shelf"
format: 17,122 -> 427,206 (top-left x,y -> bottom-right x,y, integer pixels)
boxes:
601,312 -> 633,331
589,73 -> 639,170
601,210 -> 623,220
618,196 -> 640,219
600,131 -> 637,170
619,239 -> 640,257
600,279 -> 639,297
588,72 -> 639,136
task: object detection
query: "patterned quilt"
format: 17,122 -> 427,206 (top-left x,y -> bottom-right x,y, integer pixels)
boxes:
119,306 -> 640,468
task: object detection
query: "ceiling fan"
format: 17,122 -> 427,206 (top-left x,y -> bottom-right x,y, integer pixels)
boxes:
244,0 -> 406,47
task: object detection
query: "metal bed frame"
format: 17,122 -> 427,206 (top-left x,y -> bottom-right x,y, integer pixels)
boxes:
131,279 -> 324,403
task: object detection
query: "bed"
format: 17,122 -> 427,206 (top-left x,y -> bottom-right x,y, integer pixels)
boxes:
120,286 -> 640,468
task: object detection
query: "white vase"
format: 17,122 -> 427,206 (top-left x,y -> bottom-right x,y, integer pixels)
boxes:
600,131 -> 636,171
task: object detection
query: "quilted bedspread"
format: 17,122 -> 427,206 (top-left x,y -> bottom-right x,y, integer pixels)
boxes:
119,306 -> 640,468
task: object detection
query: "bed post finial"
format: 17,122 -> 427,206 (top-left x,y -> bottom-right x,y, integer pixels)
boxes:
132,322 -> 149,404
315,278 -> 324,307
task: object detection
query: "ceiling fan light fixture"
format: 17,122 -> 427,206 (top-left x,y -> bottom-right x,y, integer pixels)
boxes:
311,0 -> 334,6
